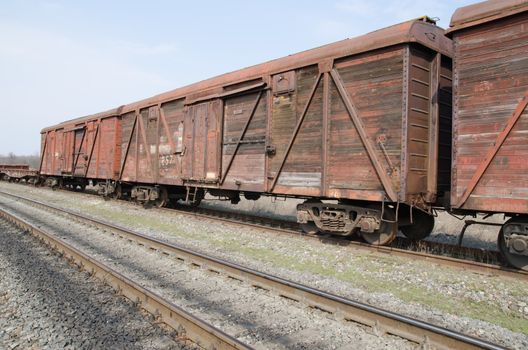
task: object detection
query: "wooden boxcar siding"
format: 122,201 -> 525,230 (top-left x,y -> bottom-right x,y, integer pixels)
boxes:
182,101 -> 222,182
222,90 -> 268,191
451,13 -> 528,213
121,110 -> 158,184
327,47 -> 404,201
40,129 -> 64,176
73,122 -> 97,177
54,131 -> 63,175
270,65 -> 323,195
159,99 -> 185,183
62,131 -> 74,174
39,117 -> 121,180
137,108 -> 155,182
40,130 -> 57,175
120,112 -> 138,182
85,117 -> 120,180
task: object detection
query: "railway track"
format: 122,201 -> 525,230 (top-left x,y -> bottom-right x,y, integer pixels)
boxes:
1,183 -> 525,280
0,190 -> 507,349
0,202 -> 250,350
161,204 -> 525,282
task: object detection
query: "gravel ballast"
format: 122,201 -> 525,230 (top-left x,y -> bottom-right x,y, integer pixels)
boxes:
0,217 -> 187,350
0,182 -> 527,349
0,194 -> 416,349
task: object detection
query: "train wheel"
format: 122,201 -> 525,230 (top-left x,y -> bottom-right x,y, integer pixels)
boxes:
112,184 -> 122,200
301,221 -> 319,235
498,217 -> 528,271
299,199 -> 322,235
361,206 -> 397,245
154,187 -> 168,208
400,210 -> 435,240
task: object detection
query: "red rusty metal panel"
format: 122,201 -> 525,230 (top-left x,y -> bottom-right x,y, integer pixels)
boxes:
272,70 -> 296,95
187,103 -> 207,180
72,128 -> 86,176
39,133 -> 47,173
327,47 -> 404,202
112,117 -> 122,179
269,66 -> 323,195
182,101 -> 222,183
83,121 -> 98,178
39,132 -> 51,175
125,106 -> 159,183
448,0 -> 528,33
205,100 -> 222,181
120,112 -> 138,182
450,8 -> 528,213
222,90 -> 267,191
158,99 -> 185,184
136,110 -> 153,182
85,117 -> 120,180
147,106 -> 160,182
61,130 -> 74,174
53,130 -> 63,176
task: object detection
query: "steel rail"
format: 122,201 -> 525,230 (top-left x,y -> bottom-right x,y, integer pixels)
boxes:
1,185 -> 526,280
0,190 -> 506,350
0,207 -> 252,350
161,205 -> 527,282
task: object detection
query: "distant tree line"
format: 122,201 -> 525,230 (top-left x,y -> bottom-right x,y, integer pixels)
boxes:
0,152 -> 40,169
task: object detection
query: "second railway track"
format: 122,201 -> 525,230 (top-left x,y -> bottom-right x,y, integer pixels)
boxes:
163,203 -> 524,280
0,189 -> 507,349
3,182 -> 524,281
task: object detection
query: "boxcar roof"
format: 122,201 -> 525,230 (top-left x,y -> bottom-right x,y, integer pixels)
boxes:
42,17 -> 452,133
447,0 -> 528,34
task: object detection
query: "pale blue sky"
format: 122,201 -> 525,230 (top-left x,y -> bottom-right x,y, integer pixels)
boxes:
0,0 -> 474,154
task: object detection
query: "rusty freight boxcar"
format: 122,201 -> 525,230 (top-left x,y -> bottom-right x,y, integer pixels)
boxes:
39,109 -> 122,191
39,17 -> 453,246
447,0 -> 528,269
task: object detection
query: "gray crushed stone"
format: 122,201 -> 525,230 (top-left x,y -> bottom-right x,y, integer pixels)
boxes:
0,183 -> 526,349
0,195 -> 415,349
0,217 -> 189,350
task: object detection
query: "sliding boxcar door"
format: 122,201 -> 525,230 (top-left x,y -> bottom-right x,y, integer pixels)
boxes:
73,128 -> 86,176
182,101 -> 222,182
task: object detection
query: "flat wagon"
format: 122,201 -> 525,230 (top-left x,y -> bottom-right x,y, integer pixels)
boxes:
0,164 -> 38,183
447,0 -> 528,268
